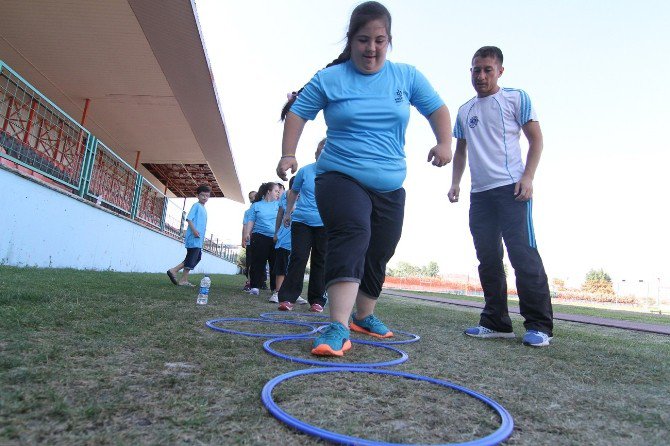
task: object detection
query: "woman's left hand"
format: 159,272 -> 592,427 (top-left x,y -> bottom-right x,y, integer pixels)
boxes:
427,143 -> 453,167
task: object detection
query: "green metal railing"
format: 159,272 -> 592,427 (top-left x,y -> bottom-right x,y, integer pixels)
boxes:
0,61 -> 91,191
0,59 -> 238,265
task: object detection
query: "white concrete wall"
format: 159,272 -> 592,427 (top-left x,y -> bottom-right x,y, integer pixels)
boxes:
0,168 -> 238,274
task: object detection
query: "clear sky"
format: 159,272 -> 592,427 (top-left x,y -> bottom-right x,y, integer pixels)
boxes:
190,0 -> 670,289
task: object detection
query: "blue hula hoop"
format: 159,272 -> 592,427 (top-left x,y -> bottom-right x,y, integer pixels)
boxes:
259,311 -> 330,324
206,318 -> 318,338
354,330 -> 420,345
262,367 -> 514,446
263,336 -> 408,368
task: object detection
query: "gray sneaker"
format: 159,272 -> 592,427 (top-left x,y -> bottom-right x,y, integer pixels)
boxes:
464,326 -> 515,338
296,296 -> 308,304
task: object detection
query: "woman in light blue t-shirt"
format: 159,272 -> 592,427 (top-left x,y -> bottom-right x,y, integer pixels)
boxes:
276,1 -> 453,357
245,182 -> 280,295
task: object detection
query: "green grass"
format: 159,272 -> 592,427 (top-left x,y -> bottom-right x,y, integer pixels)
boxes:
1,266 -> 669,445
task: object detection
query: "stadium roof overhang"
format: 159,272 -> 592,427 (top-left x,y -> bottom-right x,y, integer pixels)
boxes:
0,0 -> 243,201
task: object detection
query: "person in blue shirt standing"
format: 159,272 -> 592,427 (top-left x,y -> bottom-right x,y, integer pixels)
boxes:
167,184 -> 211,287
448,46 -> 553,347
245,182 -> 280,296
277,138 -> 328,313
241,190 -> 257,291
271,177 -> 295,303
276,1 -> 452,356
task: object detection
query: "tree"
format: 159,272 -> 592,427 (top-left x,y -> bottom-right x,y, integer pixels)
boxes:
582,268 -> 614,294
387,261 -> 440,278
237,247 -> 246,269
551,278 -> 566,291
423,261 -> 440,277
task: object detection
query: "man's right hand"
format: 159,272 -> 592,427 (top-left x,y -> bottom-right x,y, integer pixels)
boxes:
448,185 -> 460,203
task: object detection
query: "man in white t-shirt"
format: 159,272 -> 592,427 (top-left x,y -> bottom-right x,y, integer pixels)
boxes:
448,46 -> 554,347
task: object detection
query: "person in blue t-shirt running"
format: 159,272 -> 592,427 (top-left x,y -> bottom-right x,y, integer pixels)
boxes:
276,1 -> 452,357
167,184 -> 211,287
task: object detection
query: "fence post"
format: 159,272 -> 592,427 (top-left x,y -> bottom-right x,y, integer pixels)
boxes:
130,175 -> 143,219
160,196 -> 168,232
77,136 -> 97,197
179,210 -> 186,236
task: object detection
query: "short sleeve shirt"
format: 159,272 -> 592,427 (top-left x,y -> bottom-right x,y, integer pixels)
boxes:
184,202 -> 207,248
291,60 -> 444,192
290,163 -> 323,227
453,88 -> 537,193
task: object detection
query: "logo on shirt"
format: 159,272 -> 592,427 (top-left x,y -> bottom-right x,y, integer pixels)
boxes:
395,89 -> 404,104
468,116 -> 479,128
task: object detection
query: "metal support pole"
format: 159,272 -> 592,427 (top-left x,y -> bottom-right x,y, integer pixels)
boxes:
160,196 -> 168,232
22,99 -> 37,144
130,175 -> 143,219
2,96 -> 14,133
78,136 -> 97,197
179,210 -> 186,237
80,98 -> 91,126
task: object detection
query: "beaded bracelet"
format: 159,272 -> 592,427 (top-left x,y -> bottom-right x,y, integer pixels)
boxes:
280,154 -> 296,159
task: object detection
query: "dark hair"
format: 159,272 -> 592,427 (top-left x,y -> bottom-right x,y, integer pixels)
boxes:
196,185 -> 212,195
473,46 -> 503,65
254,182 -> 278,202
280,1 -> 392,120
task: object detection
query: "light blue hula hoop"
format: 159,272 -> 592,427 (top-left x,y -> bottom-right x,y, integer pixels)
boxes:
261,367 -> 514,446
353,330 -> 420,345
205,318 -> 318,338
259,311 -> 330,324
263,336 -> 408,368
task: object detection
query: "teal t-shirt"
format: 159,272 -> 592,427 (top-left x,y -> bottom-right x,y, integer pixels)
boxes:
290,60 -> 444,192
250,200 -> 279,237
184,202 -> 207,248
242,206 -> 253,246
291,163 -> 323,227
275,193 -> 291,250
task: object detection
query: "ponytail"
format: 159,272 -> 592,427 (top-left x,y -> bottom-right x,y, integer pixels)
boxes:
253,183 -> 266,203
254,182 -> 277,202
280,46 -> 351,121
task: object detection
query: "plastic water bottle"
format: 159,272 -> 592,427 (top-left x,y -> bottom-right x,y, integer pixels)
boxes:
196,275 -> 211,305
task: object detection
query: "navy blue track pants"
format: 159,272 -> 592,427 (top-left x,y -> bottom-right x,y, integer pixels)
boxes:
470,184 -> 553,335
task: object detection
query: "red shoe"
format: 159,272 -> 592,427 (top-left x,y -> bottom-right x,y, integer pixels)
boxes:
309,303 -> 324,313
278,301 -> 294,311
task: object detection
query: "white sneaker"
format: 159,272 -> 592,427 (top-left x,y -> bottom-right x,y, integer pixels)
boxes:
522,330 -> 553,347
269,292 -> 279,303
248,288 -> 259,296
296,296 -> 308,305
464,325 -> 515,338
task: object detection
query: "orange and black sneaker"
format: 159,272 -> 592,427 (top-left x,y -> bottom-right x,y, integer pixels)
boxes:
311,322 -> 352,357
350,313 -> 394,338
